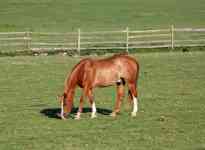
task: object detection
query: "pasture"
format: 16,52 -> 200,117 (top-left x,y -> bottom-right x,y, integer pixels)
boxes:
0,52 -> 205,150
1,0 -> 205,32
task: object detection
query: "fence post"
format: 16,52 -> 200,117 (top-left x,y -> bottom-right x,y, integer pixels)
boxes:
77,28 -> 81,55
24,31 -> 31,50
171,25 -> 174,49
126,27 -> 129,53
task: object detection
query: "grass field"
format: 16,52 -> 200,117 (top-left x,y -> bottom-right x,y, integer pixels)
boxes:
0,52 -> 205,150
1,0 -> 205,149
1,0 -> 205,32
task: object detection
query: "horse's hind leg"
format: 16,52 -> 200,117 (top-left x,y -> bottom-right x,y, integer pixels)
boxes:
111,83 -> 124,117
128,82 -> 138,117
87,89 -> 97,119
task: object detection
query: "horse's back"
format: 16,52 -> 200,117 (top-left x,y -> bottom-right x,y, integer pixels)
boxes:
113,54 -> 139,79
93,54 -> 139,87
71,54 -> 139,88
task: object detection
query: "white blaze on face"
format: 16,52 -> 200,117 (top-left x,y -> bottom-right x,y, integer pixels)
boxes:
60,99 -> 66,120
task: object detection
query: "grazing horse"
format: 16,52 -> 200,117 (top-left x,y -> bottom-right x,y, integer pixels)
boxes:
58,53 -> 140,119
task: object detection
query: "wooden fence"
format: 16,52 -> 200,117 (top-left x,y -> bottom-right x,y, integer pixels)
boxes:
1,26 -> 205,54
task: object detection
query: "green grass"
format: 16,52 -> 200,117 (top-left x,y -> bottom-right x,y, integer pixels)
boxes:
0,0 -> 205,32
0,52 -> 205,150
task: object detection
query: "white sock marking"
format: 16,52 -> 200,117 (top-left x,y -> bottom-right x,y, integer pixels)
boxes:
91,102 -> 97,118
92,102 -> 97,113
132,97 -> 138,116
75,112 -> 81,119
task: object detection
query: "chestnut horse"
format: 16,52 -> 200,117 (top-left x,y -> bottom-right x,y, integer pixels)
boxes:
58,53 -> 140,119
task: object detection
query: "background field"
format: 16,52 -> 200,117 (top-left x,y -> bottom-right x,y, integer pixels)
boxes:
1,0 -> 205,32
0,52 -> 205,150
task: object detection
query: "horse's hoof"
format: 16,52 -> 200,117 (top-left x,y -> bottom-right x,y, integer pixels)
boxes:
74,112 -> 81,120
131,112 -> 137,117
57,113 -> 66,120
75,115 -> 81,120
61,116 -> 67,120
110,112 -> 117,117
56,113 -> 61,118
91,114 -> 97,119
75,117 -> 80,120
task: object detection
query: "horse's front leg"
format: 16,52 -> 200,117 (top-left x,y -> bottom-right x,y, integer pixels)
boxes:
75,95 -> 84,120
111,84 -> 124,117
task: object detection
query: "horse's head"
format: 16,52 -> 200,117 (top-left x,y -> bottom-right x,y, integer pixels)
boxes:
57,93 -> 73,120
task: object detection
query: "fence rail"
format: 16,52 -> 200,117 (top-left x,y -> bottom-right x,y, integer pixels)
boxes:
1,26 -> 205,54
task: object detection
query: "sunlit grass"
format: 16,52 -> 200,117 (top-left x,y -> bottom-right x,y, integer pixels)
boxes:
0,52 -> 205,150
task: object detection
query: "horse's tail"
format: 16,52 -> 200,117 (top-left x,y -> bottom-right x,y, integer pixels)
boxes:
128,59 -> 140,104
136,60 -> 140,85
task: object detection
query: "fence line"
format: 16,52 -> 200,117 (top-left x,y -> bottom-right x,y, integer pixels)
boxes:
1,26 -> 205,54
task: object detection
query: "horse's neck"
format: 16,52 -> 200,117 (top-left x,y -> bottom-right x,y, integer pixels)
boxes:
64,59 -> 88,99
66,74 -> 77,90
64,69 -> 78,99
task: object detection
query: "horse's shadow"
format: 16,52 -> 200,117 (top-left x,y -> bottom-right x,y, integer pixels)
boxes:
40,107 -> 112,119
